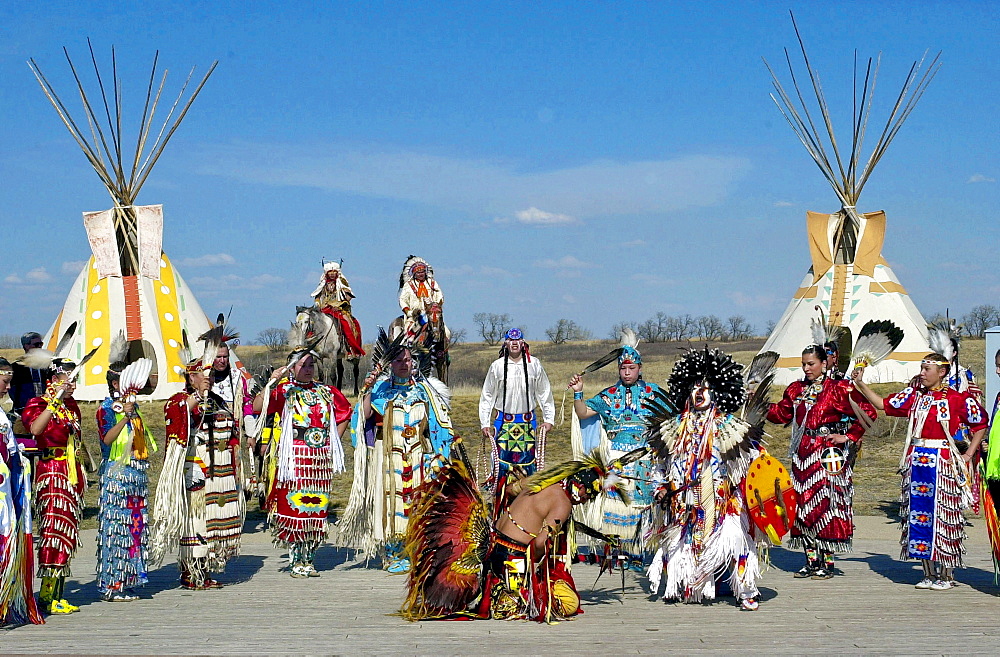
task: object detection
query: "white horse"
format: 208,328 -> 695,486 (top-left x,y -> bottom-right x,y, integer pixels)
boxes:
288,306 -> 361,394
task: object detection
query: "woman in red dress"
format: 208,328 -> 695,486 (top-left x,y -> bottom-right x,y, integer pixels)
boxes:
852,353 -> 987,589
765,345 -> 877,579
22,358 -> 86,614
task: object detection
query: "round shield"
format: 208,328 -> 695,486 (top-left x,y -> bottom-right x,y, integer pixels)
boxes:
820,446 -> 847,474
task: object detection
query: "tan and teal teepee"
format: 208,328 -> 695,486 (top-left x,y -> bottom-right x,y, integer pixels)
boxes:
759,19 -> 935,385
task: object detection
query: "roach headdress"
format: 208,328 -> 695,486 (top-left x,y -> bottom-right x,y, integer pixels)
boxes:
666,348 -> 745,415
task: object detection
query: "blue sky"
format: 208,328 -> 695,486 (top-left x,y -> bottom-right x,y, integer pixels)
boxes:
1,1 -> 997,343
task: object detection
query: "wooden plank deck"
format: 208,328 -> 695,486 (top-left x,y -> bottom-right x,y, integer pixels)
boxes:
3,515 -> 999,655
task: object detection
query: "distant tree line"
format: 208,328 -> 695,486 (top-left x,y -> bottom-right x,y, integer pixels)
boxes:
927,305 -> 1000,339
609,313 -> 756,343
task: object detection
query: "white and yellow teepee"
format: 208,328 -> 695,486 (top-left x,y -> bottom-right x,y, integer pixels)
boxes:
31,45 -> 218,400
759,19 -> 937,385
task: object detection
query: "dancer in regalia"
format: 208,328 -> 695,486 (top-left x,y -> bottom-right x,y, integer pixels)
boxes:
0,358 -> 44,624
23,357 -> 86,614
255,346 -> 351,577
568,330 -> 660,562
398,256 -> 444,342
764,344 -> 877,579
95,346 -> 156,601
340,335 -> 454,573
150,328 -> 244,589
401,450 -> 629,623
479,328 -> 555,511
852,353 -> 987,589
645,348 -> 764,610
982,349 -> 1000,574
312,261 -> 365,358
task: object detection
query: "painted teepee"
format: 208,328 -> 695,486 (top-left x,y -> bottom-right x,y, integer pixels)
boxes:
30,44 -> 218,401
759,18 -> 935,385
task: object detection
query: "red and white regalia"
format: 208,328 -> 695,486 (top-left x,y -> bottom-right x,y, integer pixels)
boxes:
767,376 -> 876,552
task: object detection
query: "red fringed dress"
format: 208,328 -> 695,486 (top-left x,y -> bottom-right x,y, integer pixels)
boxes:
22,392 -> 86,577
265,380 -> 351,547
883,386 -> 987,567
767,377 -> 876,552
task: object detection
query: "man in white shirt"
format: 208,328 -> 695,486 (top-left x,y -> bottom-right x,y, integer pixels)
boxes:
478,328 -> 555,511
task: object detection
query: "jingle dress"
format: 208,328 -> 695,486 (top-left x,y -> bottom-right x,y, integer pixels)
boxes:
574,379 -> 660,541
22,389 -> 85,579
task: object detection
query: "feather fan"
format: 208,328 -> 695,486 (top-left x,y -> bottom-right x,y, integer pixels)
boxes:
178,329 -> 192,366
16,348 -> 55,370
53,321 -> 78,357
362,325 -> 406,392
741,350 -> 778,427
118,358 -> 153,395
575,329 -> 638,377
850,319 -> 905,370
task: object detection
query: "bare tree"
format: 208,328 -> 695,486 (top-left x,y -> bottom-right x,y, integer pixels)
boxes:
473,312 -> 512,345
725,315 -> 754,341
674,313 -> 695,340
546,319 -> 591,344
695,315 -> 725,340
256,327 -> 289,353
961,305 -> 1000,338
763,319 -> 777,337
608,321 -> 637,340
448,327 -> 468,345
0,334 -> 19,349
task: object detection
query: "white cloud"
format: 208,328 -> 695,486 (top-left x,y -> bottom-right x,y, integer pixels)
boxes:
513,207 -> 577,225
176,253 -> 237,267
198,143 -> 750,219
621,239 -> 647,248
967,174 -> 995,184
4,267 -> 53,286
774,200 -> 795,207
61,261 -> 86,275
534,255 -> 593,269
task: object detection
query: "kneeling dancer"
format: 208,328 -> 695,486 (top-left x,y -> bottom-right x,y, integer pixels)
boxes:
401,451 -> 627,623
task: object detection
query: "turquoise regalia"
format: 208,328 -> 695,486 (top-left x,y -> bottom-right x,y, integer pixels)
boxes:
573,379 -> 660,541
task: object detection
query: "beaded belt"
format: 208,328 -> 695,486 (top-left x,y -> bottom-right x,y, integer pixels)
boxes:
41,447 -> 68,460
911,438 -> 949,449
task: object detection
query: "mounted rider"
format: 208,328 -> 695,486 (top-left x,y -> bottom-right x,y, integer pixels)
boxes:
312,261 -> 365,358
398,256 -> 444,342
